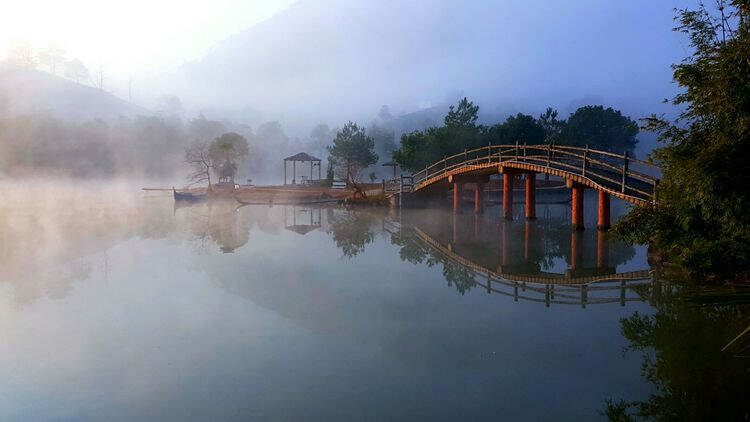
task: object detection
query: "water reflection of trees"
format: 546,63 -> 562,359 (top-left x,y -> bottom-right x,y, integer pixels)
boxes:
186,201 -> 251,253
389,227 -> 477,294
604,278 -> 750,421
325,208 -> 379,258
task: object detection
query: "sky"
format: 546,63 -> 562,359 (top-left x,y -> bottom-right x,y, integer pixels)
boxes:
164,0 -> 689,125
1,0 -> 692,128
0,0 -> 297,95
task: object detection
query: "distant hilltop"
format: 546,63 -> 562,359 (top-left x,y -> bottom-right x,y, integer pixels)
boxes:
0,62 -> 149,121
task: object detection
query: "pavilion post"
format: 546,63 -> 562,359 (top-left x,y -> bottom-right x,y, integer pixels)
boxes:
310,160 -> 313,183
284,160 -> 287,185
318,161 -> 321,180
293,160 -> 296,184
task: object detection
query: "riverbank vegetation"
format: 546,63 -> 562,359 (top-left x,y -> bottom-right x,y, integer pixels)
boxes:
613,1 -> 750,283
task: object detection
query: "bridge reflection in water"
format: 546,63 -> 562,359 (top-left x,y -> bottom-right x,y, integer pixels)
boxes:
386,208 -> 653,308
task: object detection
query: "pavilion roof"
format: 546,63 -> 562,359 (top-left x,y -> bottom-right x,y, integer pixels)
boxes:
284,152 -> 321,162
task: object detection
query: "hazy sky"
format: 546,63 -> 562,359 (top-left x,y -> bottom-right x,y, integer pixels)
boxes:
2,0 -> 692,127
0,0 -> 296,84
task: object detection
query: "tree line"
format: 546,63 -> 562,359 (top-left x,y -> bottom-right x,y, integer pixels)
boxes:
0,111 -> 309,183
392,99 -> 639,172
319,101 -> 639,186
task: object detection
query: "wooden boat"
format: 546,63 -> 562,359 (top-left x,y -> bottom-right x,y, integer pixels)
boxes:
173,187 -> 206,202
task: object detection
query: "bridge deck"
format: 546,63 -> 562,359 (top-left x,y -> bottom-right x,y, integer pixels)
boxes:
406,145 -> 659,206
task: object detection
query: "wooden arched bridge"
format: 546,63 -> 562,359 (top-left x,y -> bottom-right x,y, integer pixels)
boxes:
391,143 -> 660,230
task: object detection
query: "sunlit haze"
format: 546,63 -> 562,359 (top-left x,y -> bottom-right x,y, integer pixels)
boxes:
1,0 -> 296,96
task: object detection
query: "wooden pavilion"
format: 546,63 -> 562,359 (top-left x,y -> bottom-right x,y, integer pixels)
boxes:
284,152 -> 322,185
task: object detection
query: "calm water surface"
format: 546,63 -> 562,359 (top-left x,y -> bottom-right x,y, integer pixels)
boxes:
0,183 -> 746,420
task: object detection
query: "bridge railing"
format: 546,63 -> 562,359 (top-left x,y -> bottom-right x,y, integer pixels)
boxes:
410,143 -> 660,203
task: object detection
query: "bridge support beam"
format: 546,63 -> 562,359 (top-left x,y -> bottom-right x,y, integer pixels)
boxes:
597,190 -> 611,231
502,170 -> 515,220
475,182 -> 484,214
571,183 -> 585,231
525,173 -> 536,220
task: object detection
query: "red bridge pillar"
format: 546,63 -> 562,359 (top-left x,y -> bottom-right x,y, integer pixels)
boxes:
453,181 -> 462,214
475,182 -> 484,214
503,170 -> 514,220
525,173 -> 536,220
572,183 -> 585,231
597,190 -> 611,231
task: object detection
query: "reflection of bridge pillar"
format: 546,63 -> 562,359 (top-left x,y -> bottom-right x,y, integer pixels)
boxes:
572,183 -> 585,230
597,190 -> 611,231
570,230 -> 583,271
524,221 -> 531,260
581,285 -> 588,309
453,181 -> 462,214
452,212 -> 459,245
501,221 -> 509,267
475,182 -> 484,214
502,170 -> 514,220
525,173 -> 536,220
596,230 -> 609,269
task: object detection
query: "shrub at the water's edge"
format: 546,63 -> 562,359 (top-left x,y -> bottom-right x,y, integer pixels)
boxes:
613,3 -> 750,283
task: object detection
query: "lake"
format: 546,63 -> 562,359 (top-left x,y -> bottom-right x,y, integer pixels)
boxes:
0,182 -> 746,420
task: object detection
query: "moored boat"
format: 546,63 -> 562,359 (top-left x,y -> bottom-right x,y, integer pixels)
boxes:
173,187 -> 206,202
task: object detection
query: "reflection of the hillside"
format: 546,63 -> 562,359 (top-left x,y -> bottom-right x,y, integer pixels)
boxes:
386,209 -> 652,306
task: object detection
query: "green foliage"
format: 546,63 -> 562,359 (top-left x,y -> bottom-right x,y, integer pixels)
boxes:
393,97 -> 483,172
327,122 -> 378,184
444,97 -> 479,128
367,123 -> 396,163
486,112 -> 546,145
326,160 -> 334,181
209,132 -> 249,181
560,105 -> 638,151
538,107 -> 564,143
614,2 -> 750,281
392,97 -> 639,172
